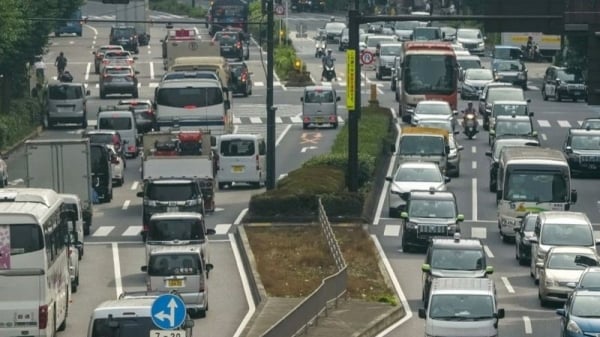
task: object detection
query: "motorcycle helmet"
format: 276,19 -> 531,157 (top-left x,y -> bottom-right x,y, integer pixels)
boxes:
327,49 -> 332,54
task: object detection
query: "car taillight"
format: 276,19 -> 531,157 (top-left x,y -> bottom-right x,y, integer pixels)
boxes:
256,154 -> 259,170
236,41 -> 242,49
39,305 -> 48,329
303,117 -> 310,123
103,60 -> 109,64
241,72 -> 247,82
128,145 -> 135,151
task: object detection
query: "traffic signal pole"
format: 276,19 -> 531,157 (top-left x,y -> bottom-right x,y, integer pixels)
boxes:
266,0 -> 276,190
347,9 -> 360,192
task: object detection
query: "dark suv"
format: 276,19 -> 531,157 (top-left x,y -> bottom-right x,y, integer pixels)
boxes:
421,235 -> 493,307
399,189 -> 464,252
563,128 -> 600,177
110,26 -> 139,54
212,31 -> 248,61
542,66 -> 587,102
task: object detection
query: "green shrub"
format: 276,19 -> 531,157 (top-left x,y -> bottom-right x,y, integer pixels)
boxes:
320,192 -> 364,217
0,97 -> 41,150
276,165 -> 345,195
149,0 -> 206,18
249,193 -> 317,217
303,153 -> 374,188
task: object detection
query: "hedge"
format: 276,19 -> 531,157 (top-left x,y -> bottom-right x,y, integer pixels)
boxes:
0,97 -> 42,151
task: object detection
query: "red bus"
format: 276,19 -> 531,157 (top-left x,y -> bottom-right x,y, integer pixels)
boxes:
399,42 -> 458,121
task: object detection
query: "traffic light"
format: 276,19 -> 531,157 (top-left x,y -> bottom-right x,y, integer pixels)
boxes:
293,59 -> 302,71
102,0 -> 130,4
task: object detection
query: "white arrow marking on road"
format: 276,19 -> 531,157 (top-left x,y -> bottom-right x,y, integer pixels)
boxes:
301,146 -> 318,153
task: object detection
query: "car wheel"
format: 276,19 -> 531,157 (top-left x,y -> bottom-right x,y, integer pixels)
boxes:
391,81 -> 396,92
302,123 -> 309,129
243,86 -> 248,97
218,182 -> 226,190
489,178 -> 497,192
539,290 -> 549,307
515,243 -> 520,260
401,235 -> 411,253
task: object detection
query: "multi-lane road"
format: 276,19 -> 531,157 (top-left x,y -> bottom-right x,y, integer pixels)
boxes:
5,2 -> 600,336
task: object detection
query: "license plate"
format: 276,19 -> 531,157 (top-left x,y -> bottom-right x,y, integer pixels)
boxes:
167,207 -> 178,212
151,330 -> 187,337
316,117 -> 324,123
573,92 -> 581,95
222,47 -> 231,51
232,165 -> 244,173
57,107 -> 72,113
166,279 -> 184,288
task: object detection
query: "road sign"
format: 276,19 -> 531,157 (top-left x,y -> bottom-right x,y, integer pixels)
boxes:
275,5 -> 285,16
360,50 -> 374,65
346,49 -> 356,110
151,294 -> 186,330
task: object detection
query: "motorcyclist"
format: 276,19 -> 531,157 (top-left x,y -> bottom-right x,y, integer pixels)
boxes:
462,102 -> 477,116
34,56 -> 46,84
526,36 -> 534,58
321,49 -> 336,81
55,52 -> 67,77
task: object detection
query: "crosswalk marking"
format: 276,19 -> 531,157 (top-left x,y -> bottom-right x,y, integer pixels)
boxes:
537,120 -> 551,128
383,225 -> 401,237
250,117 -> 262,124
471,227 -> 487,239
122,226 -> 142,236
92,226 -> 114,237
275,117 -> 283,124
290,116 -> 303,124
557,120 -> 571,128
214,224 -> 231,235
233,117 -> 242,124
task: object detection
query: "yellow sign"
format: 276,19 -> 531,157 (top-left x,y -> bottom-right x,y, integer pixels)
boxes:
346,49 -> 356,110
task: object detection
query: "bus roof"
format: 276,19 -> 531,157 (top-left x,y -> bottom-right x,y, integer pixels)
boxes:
501,147 -> 568,165
0,188 -> 61,207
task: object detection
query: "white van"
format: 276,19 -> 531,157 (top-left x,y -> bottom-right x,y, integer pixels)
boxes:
61,193 -> 84,293
96,106 -> 139,158
216,134 -> 266,189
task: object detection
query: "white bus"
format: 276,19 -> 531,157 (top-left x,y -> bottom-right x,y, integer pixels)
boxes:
496,147 -> 576,242
0,188 -> 71,337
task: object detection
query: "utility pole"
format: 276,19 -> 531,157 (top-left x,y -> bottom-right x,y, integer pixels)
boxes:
266,0 -> 276,190
347,0 -> 361,192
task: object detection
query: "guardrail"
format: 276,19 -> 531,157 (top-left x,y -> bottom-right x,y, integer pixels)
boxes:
260,198 -> 347,337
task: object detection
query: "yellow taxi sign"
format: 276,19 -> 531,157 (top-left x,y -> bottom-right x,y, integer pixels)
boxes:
346,49 -> 356,110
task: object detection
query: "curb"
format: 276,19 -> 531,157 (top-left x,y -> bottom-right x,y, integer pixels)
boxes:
355,305 -> 405,337
1,126 -> 43,157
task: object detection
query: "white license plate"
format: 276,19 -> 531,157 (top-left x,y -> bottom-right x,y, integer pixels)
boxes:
150,330 -> 187,337
167,207 -> 178,212
57,107 -> 72,113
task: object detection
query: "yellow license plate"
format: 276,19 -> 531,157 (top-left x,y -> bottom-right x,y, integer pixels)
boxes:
167,279 -> 184,288
232,165 -> 244,173
316,117 -> 324,123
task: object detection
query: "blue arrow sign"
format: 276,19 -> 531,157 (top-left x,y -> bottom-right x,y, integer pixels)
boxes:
151,294 -> 186,330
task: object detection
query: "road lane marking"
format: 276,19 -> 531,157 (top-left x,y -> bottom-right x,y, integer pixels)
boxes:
558,120 -> 571,128
472,178 -> 478,221
112,243 -> 123,299
471,146 -> 476,154
92,226 -> 114,237
122,200 -> 130,210
250,117 -> 262,124
275,117 -> 283,124
275,124 -> 292,147
374,109 -> 401,226
501,276 -> 514,293
122,226 -> 142,236
537,119 -> 551,127
372,235 -> 413,334
149,61 -> 154,80
541,133 -> 547,141
234,208 -> 248,225
290,116 -> 302,124
230,233 -> 257,337
484,245 -> 494,258
472,161 -> 477,169
273,69 -> 287,91
383,225 -> 401,237
85,62 -> 91,82
84,24 -> 98,36
214,224 -> 231,234
578,120 -> 583,126
471,227 -> 486,239
131,181 -> 138,190
233,117 -> 242,124
523,316 -> 532,334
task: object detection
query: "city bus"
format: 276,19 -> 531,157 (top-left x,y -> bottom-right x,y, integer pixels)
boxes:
0,188 -> 71,337
55,7 -> 83,37
399,41 -> 458,121
208,0 -> 249,36
496,147 -> 577,242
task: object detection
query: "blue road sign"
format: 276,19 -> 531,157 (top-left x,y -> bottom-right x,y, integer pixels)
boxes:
151,294 -> 187,330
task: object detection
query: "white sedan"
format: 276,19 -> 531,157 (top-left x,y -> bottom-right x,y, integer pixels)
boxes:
108,144 -> 125,186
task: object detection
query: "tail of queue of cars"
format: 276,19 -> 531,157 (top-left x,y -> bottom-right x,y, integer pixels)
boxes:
216,134 -> 266,189
96,106 -> 139,158
301,86 -> 340,129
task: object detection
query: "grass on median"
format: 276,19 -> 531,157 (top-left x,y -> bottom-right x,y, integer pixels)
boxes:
245,225 -> 396,304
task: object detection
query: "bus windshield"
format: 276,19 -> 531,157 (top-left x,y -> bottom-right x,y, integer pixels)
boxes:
403,54 -> 456,95
503,169 -> 569,202
156,87 -> 224,108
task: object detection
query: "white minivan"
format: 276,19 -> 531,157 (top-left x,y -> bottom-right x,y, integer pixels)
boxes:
216,134 -> 266,189
96,107 -> 139,158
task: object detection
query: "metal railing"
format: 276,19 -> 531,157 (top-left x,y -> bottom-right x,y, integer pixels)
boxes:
260,198 -> 347,337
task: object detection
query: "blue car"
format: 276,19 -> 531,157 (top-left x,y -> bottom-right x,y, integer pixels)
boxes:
55,8 -> 82,37
556,289 -> 600,337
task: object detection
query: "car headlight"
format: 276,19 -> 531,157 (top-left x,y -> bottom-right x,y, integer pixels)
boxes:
566,320 -> 582,334
478,42 -> 485,47
518,73 -> 526,79
545,277 -> 557,287
406,222 -> 418,229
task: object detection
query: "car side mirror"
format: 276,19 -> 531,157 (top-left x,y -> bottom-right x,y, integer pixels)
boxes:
421,263 -> 431,272
86,90 -> 91,96
531,131 -> 538,137
556,308 -> 566,317
418,308 -> 426,319
529,237 -> 538,244
390,144 -> 396,153
135,71 -> 140,75
385,176 -> 393,182
400,212 -> 408,219
457,214 -> 464,222
160,39 -> 164,43
452,110 -> 458,115
485,151 -> 492,157
536,262 -> 544,268
141,266 -> 148,272
496,308 -> 505,319
136,191 -> 144,198
527,98 -> 531,103
566,282 -> 577,289
206,228 -> 216,235
485,266 -> 494,274
564,146 -> 572,153
336,96 -> 341,101
529,112 -> 534,117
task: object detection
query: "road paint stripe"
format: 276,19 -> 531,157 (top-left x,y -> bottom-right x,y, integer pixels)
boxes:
290,116 -> 302,124
122,200 -> 130,210
501,276 -> 514,293
122,226 -> 142,236
214,224 -> 231,235
472,178 -> 478,221
541,133 -> 547,141
276,124 -> 292,147
472,161 -> 477,169
233,117 -> 242,124
230,233 -> 257,337
374,111 -> 401,226
254,81 -> 264,86
537,119 -> 551,127
558,120 -> 571,128
275,117 -> 283,124
112,243 -> 123,298
92,226 -> 114,237
149,61 -> 154,80
471,145 -> 476,153
131,181 -> 138,190
523,316 -> 532,334
383,225 -> 401,237
471,227 -> 486,239
484,245 -> 494,258
372,235 -> 413,335
249,117 -> 261,124
149,82 -> 159,88
85,62 -> 91,82
234,208 -> 248,225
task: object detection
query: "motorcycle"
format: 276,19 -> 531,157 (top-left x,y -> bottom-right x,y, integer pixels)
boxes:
520,43 -> 543,62
315,38 -> 327,58
323,63 -> 336,82
463,111 -> 479,140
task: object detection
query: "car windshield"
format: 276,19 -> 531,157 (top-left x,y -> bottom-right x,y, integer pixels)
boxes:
215,33 -> 238,45
415,104 -> 451,115
99,117 -> 132,130
146,183 -> 198,201
541,223 -> 593,246
148,219 -> 205,241
156,87 -> 223,107
413,28 -> 440,40
504,169 -> 569,203
431,248 -> 484,270
571,295 -> 600,317
581,120 -> 600,130
488,89 -> 524,102
380,45 -> 402,55
163,72 -> 218,81
493,141 -> 537,160
492,104 -> 527,117
578,272 -> 600,289
88,134 -> 115,145
457,59 -> 481,70
48,85 -> 83,100
571,135 -> 600,150
429,294 -> 494,320
458,30 -> 481,39
557,69 -> 584,83
495,61 -> 522,72
399,136 -> 445,156
106,53 -> 130,60
148,253 -> 201,276
409,199 -> 456,218
494,47 -> 522,60
495,121 -> 532,136
394,166 -> 442,182
548,253 -> 597,270
404,54 -> 456,95
99,47 -> 121,53
112,28 -> 135,38
219,139 -> 255,157
91,317 -> 160,337
465,69 -> 493,81
304,90 -> 334,103
230,65 -> 246,76
417,120 -> 452,132
367,37 -> 393,47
